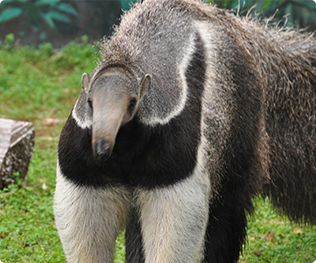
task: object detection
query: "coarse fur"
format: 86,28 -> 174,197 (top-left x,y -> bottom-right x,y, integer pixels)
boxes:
54,0 -> 316,262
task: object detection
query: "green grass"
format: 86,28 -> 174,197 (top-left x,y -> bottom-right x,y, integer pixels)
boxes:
0,142 -> 64,262
0,39 -> 315,263
241,198 -> 316,263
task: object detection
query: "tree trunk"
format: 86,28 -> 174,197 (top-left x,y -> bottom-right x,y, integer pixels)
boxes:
0,118 -> 35,189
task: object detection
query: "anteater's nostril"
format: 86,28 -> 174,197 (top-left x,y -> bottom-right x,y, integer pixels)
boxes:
93,138 -> 112,161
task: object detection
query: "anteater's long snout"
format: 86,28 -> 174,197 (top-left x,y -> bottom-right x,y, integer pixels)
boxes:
91,94 -> 130,162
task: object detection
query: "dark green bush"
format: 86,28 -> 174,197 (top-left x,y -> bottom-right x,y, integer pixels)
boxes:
211,0 -> 316,30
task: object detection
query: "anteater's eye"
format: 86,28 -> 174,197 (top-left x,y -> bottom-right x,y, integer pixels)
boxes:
88,98 -> 93,109
129,98 -> 137,112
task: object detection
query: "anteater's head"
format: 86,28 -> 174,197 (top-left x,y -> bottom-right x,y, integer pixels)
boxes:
81,68 -> 152,161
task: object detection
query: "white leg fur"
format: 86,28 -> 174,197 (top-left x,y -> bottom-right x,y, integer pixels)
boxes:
54,162 -> 131,263
136,153 -> 210,263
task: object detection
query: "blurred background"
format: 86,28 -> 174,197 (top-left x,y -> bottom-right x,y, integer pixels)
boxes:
0,0 -> 316,48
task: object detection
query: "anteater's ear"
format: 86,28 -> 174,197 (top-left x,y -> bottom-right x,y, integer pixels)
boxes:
140,74 -> 152,99
81,73 -> 90,94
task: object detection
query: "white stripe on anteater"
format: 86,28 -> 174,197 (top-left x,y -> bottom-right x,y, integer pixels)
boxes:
141,32 -> 196,126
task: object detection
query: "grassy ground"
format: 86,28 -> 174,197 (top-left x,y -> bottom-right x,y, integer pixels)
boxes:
0,37 -> 315,263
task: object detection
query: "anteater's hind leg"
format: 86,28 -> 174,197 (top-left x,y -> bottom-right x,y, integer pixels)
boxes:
203,180 -> 254,263
125,204 -> 145,263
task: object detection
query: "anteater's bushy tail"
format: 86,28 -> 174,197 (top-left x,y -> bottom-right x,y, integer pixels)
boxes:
258,28 -> 316,225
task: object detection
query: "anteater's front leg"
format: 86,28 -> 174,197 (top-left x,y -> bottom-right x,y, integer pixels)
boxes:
135,169 -> 210,263
54,164 -> 131,263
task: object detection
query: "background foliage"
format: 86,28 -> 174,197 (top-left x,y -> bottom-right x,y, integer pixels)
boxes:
0,0 -> 78,44
211,0 -> 316,30
0,0 -> 315,47
0,0 -> 124,46
0,0 -> 78,28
